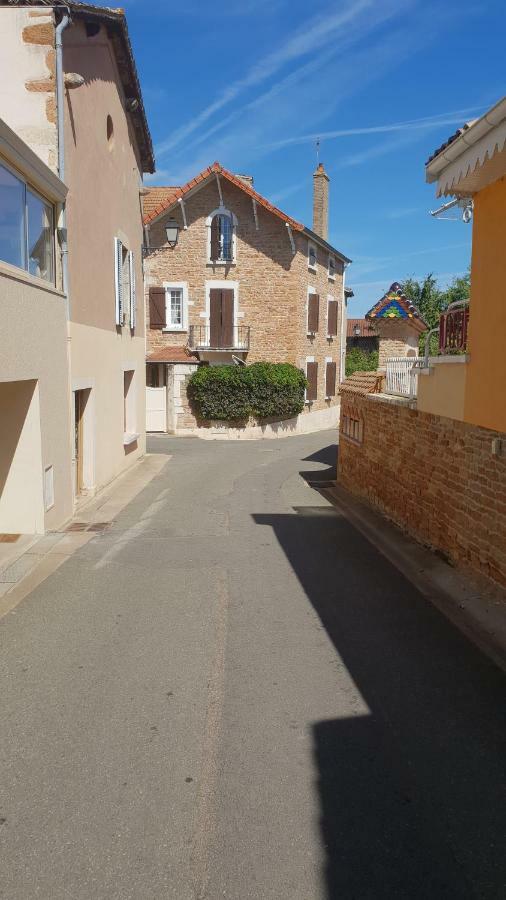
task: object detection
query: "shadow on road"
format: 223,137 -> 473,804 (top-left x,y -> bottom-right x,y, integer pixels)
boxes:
299,443 -> 338,484
253,502 -> 506,899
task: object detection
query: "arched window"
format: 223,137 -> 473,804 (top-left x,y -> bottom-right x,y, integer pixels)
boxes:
207,208 -> 237,263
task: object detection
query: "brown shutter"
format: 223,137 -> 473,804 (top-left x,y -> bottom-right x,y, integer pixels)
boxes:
210,216 -> 220,261
327,300 -> 338,336
306,361 -> 318,401
221,289 -> 234,347
149,287 -> 166,329
326,361 -> 337,397
307,294 -> 319,333
209,289 -> 222,347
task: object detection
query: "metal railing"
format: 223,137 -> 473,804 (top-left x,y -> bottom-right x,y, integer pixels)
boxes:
188,325 -> 250,351
423,299 -> 470,366
385,357 -> 419,398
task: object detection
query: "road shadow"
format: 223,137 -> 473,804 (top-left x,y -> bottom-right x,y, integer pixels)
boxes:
299,443 -> 338,484
253,504 -> 506,899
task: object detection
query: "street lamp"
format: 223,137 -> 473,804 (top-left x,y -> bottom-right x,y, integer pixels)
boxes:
165,218 -> 179,248
354,325 -> 361,336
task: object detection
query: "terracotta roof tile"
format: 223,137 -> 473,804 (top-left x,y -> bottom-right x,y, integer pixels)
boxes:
142,161 -> 304,231
339,371 -> 384,396
366,282 -> 428,332
147,346 -> 199,364
142,187 -> 180,220
425,122 -> 474,166
347,318 -> 378,339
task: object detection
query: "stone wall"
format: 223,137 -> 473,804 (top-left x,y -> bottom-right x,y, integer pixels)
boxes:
375,320 -> 420,367
338,393 -> 506,589
145,176 -> 345,417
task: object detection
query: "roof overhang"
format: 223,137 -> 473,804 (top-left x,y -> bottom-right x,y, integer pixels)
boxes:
426,96 -> 506,197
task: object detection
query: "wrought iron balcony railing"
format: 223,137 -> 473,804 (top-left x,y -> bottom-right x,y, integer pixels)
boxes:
439,302 -> 469,353
188,325 -> 250,351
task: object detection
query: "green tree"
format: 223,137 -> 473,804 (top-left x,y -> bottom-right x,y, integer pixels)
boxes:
402,270 -> 470,353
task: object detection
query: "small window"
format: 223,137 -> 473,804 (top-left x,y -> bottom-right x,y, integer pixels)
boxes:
208,208 -> 236,264
163,282 -> 188,331
107,115 -> 114,150
328,255 -> 336,280
308,241 -> 317,270
114,240 -> 135,328
0,162 -> 55,283
341,408 -> 363,444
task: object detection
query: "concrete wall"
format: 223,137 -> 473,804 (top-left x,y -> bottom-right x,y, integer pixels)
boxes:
464,177 -> 506,432
63,20 -> 146,491
417,360 -> 467,421
0,7 -> 57,171
338,392 -> 506,589
145,177 -> 345,421
0,263 -> 73,532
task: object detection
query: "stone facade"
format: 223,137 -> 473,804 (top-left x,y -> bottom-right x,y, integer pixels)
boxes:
145,176 -> 346,432
376,320 -> 420,367
339,393 -> 506,589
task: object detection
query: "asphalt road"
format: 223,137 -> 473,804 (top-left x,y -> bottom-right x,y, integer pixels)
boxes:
0,432 -> 505,900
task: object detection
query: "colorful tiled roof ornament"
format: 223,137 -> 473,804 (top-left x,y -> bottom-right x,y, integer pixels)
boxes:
366,282 -> 428,332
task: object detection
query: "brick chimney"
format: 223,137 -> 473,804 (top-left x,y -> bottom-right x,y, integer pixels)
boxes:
312,162 -> 329,240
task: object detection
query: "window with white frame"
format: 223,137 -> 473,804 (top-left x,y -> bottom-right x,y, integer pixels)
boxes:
308,241 -> 317,271
114,238 -> 136,329
341,407 -> 363,444
164,282 -> 188,331
328,255 -> 336,280
208,208 -> 236,263
0,161 -> 55,283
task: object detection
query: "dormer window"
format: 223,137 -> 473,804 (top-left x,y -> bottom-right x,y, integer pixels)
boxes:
207,207 -> 237,264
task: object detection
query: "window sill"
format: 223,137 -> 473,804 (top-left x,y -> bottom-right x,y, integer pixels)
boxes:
328,275 -> 336,282
206,261 -> 236,267
308,264 -> 317,273
123,432 -> 139,447
0,259 -> 63,297
162,327 -> 188,333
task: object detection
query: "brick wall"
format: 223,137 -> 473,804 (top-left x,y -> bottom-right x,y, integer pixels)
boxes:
338,394 -> 506,588
145,177 -> 344,416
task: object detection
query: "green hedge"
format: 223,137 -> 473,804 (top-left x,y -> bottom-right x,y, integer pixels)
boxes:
188,362 -> 307,422
345,348 -> 379,377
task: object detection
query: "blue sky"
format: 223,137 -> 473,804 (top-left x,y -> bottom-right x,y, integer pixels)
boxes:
123,0 -> 505,316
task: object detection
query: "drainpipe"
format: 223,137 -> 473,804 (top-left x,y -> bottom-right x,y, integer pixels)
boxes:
55,10 -> 71,309
340,262 -> 351,383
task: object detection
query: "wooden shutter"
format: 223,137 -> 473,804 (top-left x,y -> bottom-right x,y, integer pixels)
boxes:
221,289 -> 234,347
327,300 -> 338,336
129,251 -> 136,330
326,361 -> 337,397
209,289 -> 222,347
306,361 -> 318,401
210,216 -> 220,262
114,237 -> 124,326
307,294 -> 319,333
149,286 -> 166,329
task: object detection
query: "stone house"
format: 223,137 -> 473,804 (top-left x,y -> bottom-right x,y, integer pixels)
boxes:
338,97 -> 506,590
0,0 -> 154,527
346,318 -> 378,355
143,162 -> 351,435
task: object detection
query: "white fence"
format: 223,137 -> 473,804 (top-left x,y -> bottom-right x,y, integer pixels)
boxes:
385,357 -> 419,398
146,386 -> 167,432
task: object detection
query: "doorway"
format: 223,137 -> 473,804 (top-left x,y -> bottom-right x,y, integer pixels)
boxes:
209,288 -> 234,348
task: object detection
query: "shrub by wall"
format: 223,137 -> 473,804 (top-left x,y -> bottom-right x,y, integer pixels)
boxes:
345,348 -> 379,377
188,363 -> 306,422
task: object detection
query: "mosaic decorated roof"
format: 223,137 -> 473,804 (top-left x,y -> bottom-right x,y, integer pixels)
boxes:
366,282 -> 428,332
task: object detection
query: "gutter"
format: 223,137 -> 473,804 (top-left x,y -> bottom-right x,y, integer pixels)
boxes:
55,9 -> 71,312
426,95 -> 506,183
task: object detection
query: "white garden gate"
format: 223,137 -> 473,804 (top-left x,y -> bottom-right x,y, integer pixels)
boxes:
146,386 -> 167,432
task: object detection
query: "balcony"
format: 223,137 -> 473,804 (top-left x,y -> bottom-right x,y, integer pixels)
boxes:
438,303 -> 469,354
188,325 -> 250,352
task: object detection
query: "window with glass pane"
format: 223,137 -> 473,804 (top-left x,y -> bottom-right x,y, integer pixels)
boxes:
218,214 -> 233,260
0,162 -> 55,284
0,163 -> 25,270
27,188 -> 54,281
169,289 -> 183,327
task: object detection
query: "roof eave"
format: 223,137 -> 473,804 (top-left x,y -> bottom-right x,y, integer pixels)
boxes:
426,96 -> 506,186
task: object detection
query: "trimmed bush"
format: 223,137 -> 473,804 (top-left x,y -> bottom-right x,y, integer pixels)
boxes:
345,348 -> 379,377
188,362 -> 307,422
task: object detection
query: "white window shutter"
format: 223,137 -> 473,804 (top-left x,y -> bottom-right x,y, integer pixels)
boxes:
129,250 -> 136,330
114,237 -> 123,326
